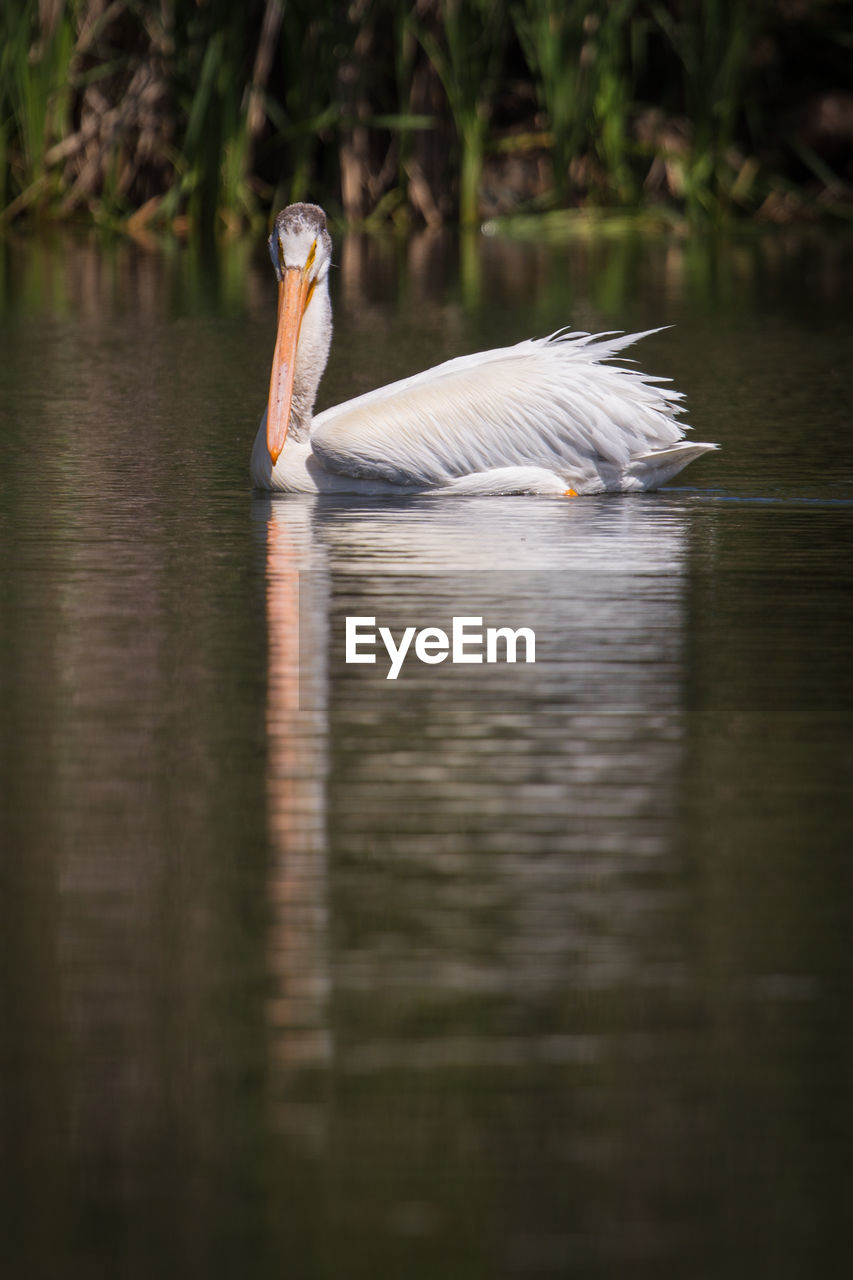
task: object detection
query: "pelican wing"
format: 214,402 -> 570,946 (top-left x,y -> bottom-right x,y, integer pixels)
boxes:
310,330 -> 693,490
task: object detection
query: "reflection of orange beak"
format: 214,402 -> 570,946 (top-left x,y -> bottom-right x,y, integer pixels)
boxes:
266,266 -> 313,464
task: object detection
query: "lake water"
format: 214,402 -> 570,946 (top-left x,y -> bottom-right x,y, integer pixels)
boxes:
1,225 -> 852,1277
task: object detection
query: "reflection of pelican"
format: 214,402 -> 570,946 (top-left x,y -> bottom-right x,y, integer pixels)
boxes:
262,498 -> 333,1084
251,203 -> 716,496
260,495 -> 693,1026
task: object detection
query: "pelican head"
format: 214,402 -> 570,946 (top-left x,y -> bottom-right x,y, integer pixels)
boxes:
266,203 -> 333,462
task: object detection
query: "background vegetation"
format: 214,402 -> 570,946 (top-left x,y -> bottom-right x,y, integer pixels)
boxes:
1,0 -> 851,233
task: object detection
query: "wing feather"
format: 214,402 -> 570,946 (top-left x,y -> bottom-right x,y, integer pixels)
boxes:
310,329 -> 690,488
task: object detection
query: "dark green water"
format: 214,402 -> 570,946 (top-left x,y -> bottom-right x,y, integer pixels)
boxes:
1,227 -> 852,1277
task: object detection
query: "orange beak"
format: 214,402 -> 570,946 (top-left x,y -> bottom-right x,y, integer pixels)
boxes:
266,265 -> 314,464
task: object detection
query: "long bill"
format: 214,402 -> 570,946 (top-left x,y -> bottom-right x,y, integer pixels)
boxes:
266,265 -> 313,464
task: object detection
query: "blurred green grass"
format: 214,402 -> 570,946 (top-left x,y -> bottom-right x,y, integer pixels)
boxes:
1,0 -> 850,234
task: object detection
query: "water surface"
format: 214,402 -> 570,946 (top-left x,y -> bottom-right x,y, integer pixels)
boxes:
1,226 -> 852,1277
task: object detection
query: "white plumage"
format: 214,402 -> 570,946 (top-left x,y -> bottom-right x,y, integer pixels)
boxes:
251,203 -> 717,496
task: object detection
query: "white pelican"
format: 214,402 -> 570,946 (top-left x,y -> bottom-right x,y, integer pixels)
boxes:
251,203 -> 717,495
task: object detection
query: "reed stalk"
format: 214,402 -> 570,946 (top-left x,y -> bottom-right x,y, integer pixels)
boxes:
510,0 -> 591,201
650,0 -> 754,221
1,0 -> 76,219
411,0 -> 509,225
